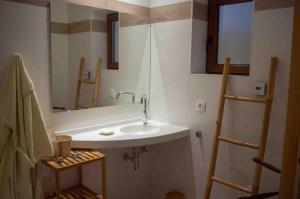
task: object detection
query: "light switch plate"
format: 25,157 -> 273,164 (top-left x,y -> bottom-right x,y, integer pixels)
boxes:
255,80 -> 266,96
196,99 -> 206,113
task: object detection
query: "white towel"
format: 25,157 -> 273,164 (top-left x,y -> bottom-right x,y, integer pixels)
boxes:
0,54 -> 54,199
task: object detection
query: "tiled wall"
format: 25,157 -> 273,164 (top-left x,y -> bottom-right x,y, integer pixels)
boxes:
0,0 -> 295,199
0,1 -> 149,199
150,0 -> 294,198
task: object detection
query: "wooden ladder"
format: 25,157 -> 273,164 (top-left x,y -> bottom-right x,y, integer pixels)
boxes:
75,57 -> 102,109
203,57 -> 278,198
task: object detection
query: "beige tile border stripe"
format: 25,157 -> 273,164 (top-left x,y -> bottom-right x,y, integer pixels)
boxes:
51,22 -> 68,34
51,17 -> 151,34
68,20 -> 91,34
151,1 -> 192,24
51,20 -> 106,34
193,1 -> 208,21
5,0 -> 296,23
120,13 -> 151,27
5,0 -> 209,24
255,0 -> 294,11
92,20 -> 107,32
151,1 -> 208,24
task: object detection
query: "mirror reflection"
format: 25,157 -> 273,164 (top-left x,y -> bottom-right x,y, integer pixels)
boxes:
50,0 -> 151,112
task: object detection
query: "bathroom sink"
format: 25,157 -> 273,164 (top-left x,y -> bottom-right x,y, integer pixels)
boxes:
55,119 -> 190,148
120,124 -> 159,134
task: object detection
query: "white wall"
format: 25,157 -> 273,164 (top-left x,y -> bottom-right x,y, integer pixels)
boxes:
191,19 -> 207,74
150,18 -> 198,199
99,24 -> 151,106
51,0 -> 69,109
150,1 -> 294,199
0,1 -> 51,125
0,1 -> 295,199
0,2 -> 148,199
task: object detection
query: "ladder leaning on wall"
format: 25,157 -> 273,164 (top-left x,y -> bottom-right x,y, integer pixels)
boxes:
75,57 -> 102,109
203,57 -> 278,198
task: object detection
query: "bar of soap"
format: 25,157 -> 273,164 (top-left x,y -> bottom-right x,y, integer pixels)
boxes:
99,129 -> 114,136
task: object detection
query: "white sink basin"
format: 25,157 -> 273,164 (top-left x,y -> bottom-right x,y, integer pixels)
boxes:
120,124 -> 159,134
55,119 -> 190,148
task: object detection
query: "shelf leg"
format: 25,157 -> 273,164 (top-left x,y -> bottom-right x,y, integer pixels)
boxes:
79,166 -> 83,185
55,171 -> 60,199
102,157 -> 107,199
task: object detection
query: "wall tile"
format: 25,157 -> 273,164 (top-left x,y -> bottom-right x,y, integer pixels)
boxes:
150,5 -> 294,199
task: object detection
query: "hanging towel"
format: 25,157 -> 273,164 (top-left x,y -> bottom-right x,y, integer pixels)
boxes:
0,54 -> 54,199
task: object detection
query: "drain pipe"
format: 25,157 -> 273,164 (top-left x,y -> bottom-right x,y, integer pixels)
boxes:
123,146 -> 148,170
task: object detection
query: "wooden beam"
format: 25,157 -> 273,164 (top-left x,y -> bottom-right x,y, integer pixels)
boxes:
279,1 -> 300,198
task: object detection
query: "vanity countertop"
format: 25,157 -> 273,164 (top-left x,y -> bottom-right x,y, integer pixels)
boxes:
55,119 -> 190,148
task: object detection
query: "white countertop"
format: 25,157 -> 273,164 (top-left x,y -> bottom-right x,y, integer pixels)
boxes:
55,119 -> 190,148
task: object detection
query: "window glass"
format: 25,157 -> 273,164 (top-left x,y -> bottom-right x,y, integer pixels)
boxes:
113,21 -> 119,63
217,2 -> 254,65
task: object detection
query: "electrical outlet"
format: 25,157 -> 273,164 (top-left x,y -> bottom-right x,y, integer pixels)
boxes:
109,89 -> 116,99
196,100 -> 206,113
83,71 -> 90,80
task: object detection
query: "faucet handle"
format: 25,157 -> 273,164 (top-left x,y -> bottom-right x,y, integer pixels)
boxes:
140,95 -> 147,104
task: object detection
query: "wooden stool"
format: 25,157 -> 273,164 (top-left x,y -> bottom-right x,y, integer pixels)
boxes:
43,149 -> 106,199
165,191 -> 185,199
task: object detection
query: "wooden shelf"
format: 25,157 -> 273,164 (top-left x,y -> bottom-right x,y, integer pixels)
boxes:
43,150 -> 105,171
42,149 -> 106,199
45,185 -> 103,199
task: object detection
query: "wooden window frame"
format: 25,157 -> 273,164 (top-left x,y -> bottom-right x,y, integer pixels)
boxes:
206,0 -> 253,75
107,13 -> 119,70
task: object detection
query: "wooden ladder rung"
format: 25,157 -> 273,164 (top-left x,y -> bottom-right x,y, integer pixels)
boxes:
218,136 -> 259,149
211,177 -> 252,194
224,95 -> 267,103
203,57 -> 278,199
77,105 -> 89,109
75,57 -> 102,109
80,80 -> 96,84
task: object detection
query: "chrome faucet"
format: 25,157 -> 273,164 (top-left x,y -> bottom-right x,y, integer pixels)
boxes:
140,95 -> 149,125
116,92 -> 135,103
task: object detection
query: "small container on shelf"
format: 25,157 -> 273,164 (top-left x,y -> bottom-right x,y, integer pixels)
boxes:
48,130 -> 72,157
51,134 -> 72,157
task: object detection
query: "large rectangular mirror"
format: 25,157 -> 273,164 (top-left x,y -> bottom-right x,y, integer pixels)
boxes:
50,0 -> 151,112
